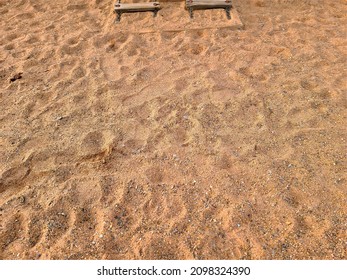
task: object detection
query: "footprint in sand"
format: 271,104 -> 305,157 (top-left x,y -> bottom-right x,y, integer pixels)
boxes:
0,213 -> 24,258
80,131 -> 106,159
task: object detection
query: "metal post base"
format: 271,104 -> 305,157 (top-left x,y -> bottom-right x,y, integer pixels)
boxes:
226,7 -> 231,20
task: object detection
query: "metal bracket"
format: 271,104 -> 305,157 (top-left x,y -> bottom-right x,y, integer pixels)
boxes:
226,7 -> 231,20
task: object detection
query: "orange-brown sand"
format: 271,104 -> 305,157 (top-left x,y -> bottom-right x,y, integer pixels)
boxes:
0,0 -> 346,260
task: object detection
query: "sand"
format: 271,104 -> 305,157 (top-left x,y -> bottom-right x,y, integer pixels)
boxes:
0,0 -> 346,260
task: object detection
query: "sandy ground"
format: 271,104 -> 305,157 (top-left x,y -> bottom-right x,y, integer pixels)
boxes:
0,0 -> 346,260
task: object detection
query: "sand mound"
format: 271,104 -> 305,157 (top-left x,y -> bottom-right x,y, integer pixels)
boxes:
0,0 -> 346,259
